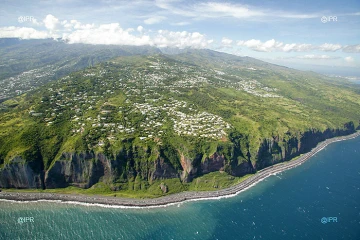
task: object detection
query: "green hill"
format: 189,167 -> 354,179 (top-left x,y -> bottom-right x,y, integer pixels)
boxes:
0,49 -> 359,198
0,38 -> 160,101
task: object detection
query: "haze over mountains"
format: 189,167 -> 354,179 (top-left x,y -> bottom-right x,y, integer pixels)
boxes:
0,38 -> 162,101
1,38 -> 358,102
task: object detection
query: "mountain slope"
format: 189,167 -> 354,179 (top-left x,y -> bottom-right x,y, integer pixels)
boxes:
0,49 -> 359,197
0,38 -> 160,101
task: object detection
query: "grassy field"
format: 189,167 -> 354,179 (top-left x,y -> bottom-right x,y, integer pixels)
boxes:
2,171 -> 254,199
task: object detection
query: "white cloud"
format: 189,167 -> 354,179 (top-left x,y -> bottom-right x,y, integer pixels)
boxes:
0,13 -> 211,49
137,25 -> 144,33
70,20 -> 82,29
8,13 -> 357,55
144,16 -> 166,25
0,26 -> 50,39
237,39 -> 285,52
319,43 -> 342,51
43,14 -> 60,31
221,37 -> 233,46
341,12 -> 360,16
61,20 -> 94,30
171,22 -> 191,26
238,39 -> 261,48
62,23 -> 151,46
61,20 -> 70,29
155,0 -> 193,17
153,30 -> 210,48
342,44 -> 360,53
237,39 -> 350,52
155,0 -> 319,20
30,18 -> 42,26
60,21 -> 211,49
126,28 -> 135,33
296,54 -> 339,59
261,39 -> 284,50
282,43 -> 313,52
197,2 -> 265,19
344,56 -> 354,63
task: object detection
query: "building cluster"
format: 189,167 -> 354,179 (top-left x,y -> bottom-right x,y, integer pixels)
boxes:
134,98 -> 231,140
0,63 -> 73,100
24,56 -> 287,148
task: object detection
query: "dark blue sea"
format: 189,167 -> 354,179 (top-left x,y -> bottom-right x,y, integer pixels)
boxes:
1,136 -> 359,240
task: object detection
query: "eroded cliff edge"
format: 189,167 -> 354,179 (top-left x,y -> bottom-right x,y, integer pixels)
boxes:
0,123 -> 356,190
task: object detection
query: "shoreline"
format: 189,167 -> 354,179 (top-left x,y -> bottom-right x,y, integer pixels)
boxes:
1,130 -> 359,209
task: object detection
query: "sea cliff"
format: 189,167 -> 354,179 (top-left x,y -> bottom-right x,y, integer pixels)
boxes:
0,123 -> 355,191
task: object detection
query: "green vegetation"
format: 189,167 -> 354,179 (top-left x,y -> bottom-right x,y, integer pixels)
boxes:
0,48 -> 359,197
3,171 -> 253,198
0,39 -> 160,101
187,172 -> 252,191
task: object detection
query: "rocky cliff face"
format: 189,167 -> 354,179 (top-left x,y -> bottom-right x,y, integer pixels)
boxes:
0,123 -> 356,189
150,157 -> 180,180
45,151 -> 180,189
201,152 -> 225,174
254,124 -> 355,170
0,157 -> 44,188
44,152 -> 106,188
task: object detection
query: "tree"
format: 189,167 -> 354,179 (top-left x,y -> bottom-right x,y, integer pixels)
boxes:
103,138 -> 111,157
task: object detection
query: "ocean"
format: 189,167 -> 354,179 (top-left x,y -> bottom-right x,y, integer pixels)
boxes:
1,136 -> 359,240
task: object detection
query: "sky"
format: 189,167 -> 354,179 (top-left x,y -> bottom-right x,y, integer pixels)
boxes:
0,0 -> 359,75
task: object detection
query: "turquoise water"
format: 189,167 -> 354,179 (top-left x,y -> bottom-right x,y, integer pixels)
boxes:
1,136 -> 360,240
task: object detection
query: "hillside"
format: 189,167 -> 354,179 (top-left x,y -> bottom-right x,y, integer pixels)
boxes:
0,38 -> 160,101
0,49 -> 359,198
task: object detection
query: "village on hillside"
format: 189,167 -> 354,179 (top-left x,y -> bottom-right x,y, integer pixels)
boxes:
25,56 -> 280,148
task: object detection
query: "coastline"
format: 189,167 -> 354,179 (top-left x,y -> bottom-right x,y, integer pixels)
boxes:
1,130 -> 359,209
